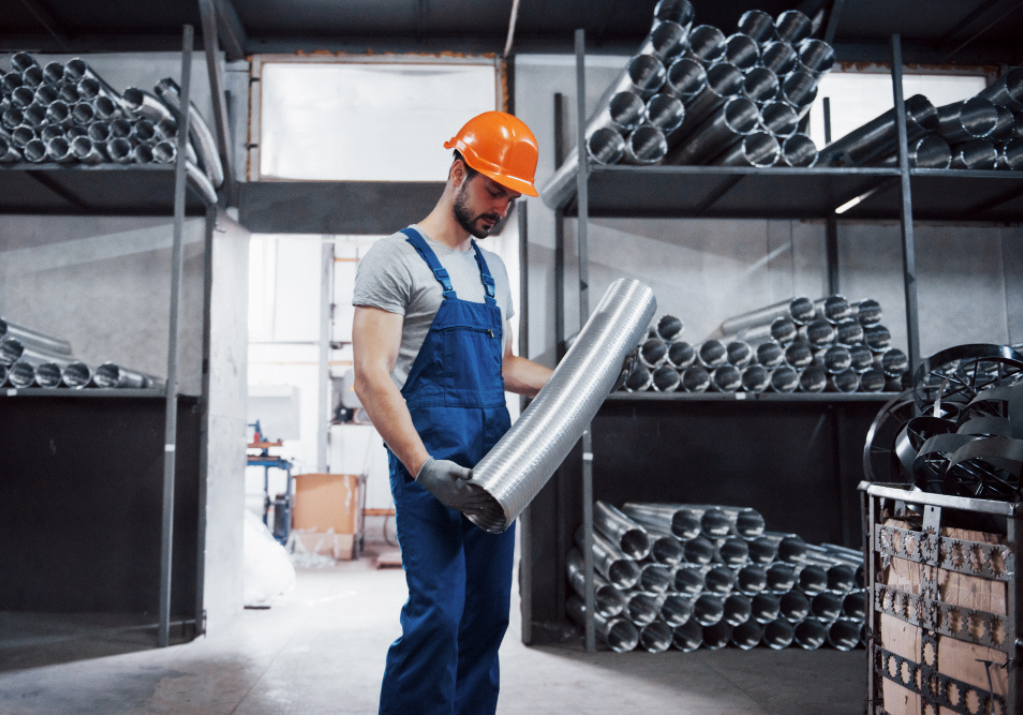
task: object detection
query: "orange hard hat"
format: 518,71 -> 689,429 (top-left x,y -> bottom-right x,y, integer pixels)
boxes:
444,111 -> 539,197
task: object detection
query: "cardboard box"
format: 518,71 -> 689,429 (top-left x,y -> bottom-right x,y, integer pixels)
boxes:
293,473 -> 360,534
878,519 -> 1008,715
291,529 -> 355,561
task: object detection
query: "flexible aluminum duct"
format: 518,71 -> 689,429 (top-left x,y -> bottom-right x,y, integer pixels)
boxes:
65,58 -> 125,109
777,70 -> 818,114
666,340 -> 694,368
781,134 -> 818,167
774,10 -> 811,44
759,101 -> 798,138
936,97 -> 998,142
622,502 -> 701,539
779,590 -> 810,623
736,564 -> 768,595
674,62 -> 743,137
741,364 -> 770,392
794,619 -> 828,650
34,84 -> 58,105
681,365 -> 710,392
644,93 -> 685,133
766,563 -> 797,594
683,535 -> 715,565
693,593 -> 725,626
758,41 -> 796,75
737,9 -> 776,45
130,118 -> 157,144
834,320 -> 865,347
672,620 -> 703,651
684,25 -> 726,64
623,364 -> 653,392
811,592 -> 844,624
566,595 -> 639,653
671,564 -> 705,596
23,102 -> 47,127
976,66 -> 1023,112
699,505 -> 764,538
762,532 -> 808,565
827,618 -> 862,651
950,139 -> 998,169
797,564 -> 828,596
701,564 -> 736,596
725,340 -> 753,368
587,127 -> 627,165
0,137 -> 20,162
997,137 -> 1023,169
153,141 -> 178,164
59,82 -> 80,104
45,101 -> 71,126
799,318 -> 836,348
755,341 -> 785,368
638,621 -> 673,653
639,337 -> 668,368
819,94 -> 938,167
723,593 -> 752,626
762,618 -> 795,649
621,124 -> 667,165
10,87 -> 34,110
21,66 -> 44,89
187,161 -> 220,206
94,95 -> 120,120
799,365 -> 828,392
702,622 -> 732,650
849,343 -> 875,373
817,345 -> 852,374
107,138 -> 133,165
638,20 -> 689,61
740,67 -> 779,106
795,39 -> 835,76
713,535 -> 749,567
814,295 -> 853,324
45,137 -> 74,163
156,77 -> 224,188
876,347 -> 909,377
843,591 -> 866,621
666,96 -> 759,165
751,592 -> 781,624
648,531 -> 684,565
658,593 -> 693,627
577,526 -> 641,589
784,340 -> 814,369
649,365 -> 679,392
41,125 -> 64,144
7,360 -> 39,388
595,91 -> 648,136
655,314 -> 684,341
713,131 -> 780,167
624,591 -> 660,626
860,369 -> 887,392
0,319 -> 72,356
653,0 -> 695,28
594,501 -> 651,560
0,363 -> 7,386
71,101 -> 96,125
663,57 -> 707,101
770,365 -> 800,393
92,362 -> 155,389
748,535 -> 779,565
723,33 -> 760,71
639,563 -> 672,594
731,620 -> 765,650
2,107 -> 25,131
697,339 -> 727,368
863,324 -> 891,353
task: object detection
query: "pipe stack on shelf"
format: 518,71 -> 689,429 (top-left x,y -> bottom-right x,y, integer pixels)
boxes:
621,296 -> 908,394
0,316 -> 162,390
541,2 -> 835,208
0,52 -> 222,203
820,66 -> 1023,170
567,500 -> 866,652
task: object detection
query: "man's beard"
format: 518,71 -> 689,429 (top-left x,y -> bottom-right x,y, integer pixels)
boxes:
453,183 -> 500,239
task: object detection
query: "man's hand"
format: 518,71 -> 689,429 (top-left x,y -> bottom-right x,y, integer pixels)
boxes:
416,458 -> 492,514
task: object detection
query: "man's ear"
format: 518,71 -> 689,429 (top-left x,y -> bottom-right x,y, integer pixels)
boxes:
450,159 -> 468,188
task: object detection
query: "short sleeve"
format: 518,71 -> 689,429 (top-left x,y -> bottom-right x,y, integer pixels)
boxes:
352,239 -> 413,316
490,254 -> 515,322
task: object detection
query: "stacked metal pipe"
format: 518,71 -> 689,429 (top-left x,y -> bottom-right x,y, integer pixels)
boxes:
622,297 -> 907,394
0,52 -> 221,203
566,500 -> 866,652
820,65 -> 1023,170
541,4 -> 832,207
0,316 -> 161,390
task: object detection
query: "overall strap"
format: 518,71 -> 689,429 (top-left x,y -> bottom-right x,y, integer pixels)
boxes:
470,240 -> 497,305
401,227 -> 456,299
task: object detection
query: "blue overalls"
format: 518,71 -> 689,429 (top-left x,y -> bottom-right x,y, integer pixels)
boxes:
379,227 -> 515,715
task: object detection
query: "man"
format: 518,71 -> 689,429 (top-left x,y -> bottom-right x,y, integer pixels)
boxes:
352,111 -> 553,715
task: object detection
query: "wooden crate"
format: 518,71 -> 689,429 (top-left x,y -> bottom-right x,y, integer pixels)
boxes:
861,483 -> 1022,715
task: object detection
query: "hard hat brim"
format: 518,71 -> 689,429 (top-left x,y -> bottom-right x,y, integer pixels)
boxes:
476,167 -> 539,198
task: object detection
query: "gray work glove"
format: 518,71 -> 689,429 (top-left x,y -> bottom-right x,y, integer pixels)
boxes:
415,458 -> 492,514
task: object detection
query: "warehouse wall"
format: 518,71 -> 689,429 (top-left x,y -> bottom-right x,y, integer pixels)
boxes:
514,55 -> 1023,365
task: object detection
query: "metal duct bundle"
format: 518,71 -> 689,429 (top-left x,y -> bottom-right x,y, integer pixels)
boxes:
567,499 -> 866,652
0,52 -> 221,203
820,65 -> 1023,170
863,343 -> 1023,501
0,316 -> 162,390
541,4 -> 832,207
622,296 -> 907,394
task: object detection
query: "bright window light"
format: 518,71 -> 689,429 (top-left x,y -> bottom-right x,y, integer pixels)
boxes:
807,72 -> 988,148
259,61 -> 500,181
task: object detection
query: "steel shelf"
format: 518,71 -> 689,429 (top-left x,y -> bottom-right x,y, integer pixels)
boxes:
0,164 -> 210,216
606,390 -> 898,403
0,387 -> 168,398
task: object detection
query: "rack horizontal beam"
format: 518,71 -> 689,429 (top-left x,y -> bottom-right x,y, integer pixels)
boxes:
606,391 -> 898,403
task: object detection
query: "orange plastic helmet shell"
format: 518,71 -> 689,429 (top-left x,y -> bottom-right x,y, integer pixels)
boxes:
444,111 -> 540,197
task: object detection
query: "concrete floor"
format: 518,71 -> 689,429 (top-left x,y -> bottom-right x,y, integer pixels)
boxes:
0,539 -> 867,714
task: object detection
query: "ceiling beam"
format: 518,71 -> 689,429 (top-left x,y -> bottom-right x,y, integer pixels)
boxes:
211,0 -> 247,60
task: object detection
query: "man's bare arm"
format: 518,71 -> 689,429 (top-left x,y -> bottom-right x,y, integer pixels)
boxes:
352,306 -> 430,477
502,321 -> 553,397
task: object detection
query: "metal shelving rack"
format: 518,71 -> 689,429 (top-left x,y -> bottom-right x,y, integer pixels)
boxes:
531,23 -> 1023,651
0,1 -> 236,649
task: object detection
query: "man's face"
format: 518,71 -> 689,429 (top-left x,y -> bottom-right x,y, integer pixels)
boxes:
452,170 -> 521,239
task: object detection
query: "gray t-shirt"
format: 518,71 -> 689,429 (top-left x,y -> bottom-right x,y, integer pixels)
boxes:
352,225 -> 515,390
